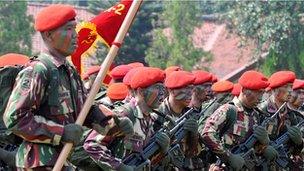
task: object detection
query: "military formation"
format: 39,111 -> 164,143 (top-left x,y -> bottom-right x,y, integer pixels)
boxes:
0,4 -> 303,171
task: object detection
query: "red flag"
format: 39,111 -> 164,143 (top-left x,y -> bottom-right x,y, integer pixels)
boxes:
71,0 -> 133,74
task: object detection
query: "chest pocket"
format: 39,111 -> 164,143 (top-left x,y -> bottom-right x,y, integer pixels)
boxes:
56,82 -> 75,115
232,119 -> 249,137
226,113 -> 250,145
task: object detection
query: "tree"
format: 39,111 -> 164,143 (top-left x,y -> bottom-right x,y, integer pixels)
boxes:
145,1 -> 208,70
225,1 -> 304,77
0,1 -> 34,56
87,0 -> 160,65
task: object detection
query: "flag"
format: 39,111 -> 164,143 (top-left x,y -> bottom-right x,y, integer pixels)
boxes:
71,0 -> 133,74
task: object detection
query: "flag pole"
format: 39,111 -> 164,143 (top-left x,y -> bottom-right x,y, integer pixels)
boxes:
52,1 -> 142,170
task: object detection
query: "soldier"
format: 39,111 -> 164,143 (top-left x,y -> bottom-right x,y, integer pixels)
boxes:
258,71 -> 303,155
83,67 -> 170,171
3,4 -> 131,170
189,70 -> 213,111
287,79 -> 304,170
260,71 -> 303,170
201,70 -> 277,170
197,80 -> 234,139
154,71 -> 201,170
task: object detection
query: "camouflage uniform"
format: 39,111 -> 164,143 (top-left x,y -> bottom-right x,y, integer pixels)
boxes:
258,99 -> 300,141
201,97 -> 259,162
198,94 -> 233,132
259,98 -> 304,170
154,97 -> 201,170
83,102 -> 157,170
3,53 -> 108,169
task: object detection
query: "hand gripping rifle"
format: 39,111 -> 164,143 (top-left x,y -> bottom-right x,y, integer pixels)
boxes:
256,120 -> 304,169
122,108 -> 199,170
218,102 -> 287,169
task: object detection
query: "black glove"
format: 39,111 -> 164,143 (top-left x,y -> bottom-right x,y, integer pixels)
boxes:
61,123 -> 84,145
262,145 -> 278,161
184,117 -> 198,134
228,153 -> 245,171
0,148 -> 16,167
253,126 -> 269,145
115,116 -> 134,136
155,132 -> 170,153
287,126 -> 303,145
117,163 -> 134,171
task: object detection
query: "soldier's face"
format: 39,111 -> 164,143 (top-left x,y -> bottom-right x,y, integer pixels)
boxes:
291,89 -> 304,107
193,82 -> 212,101
48,20 -> 78,56
243,89 -> 265,108
274,83 -> 292,102
172,85 -> 193,106
144,83 -> 167,109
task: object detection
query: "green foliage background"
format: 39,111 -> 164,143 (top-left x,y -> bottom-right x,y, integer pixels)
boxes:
0,1 -> 34,56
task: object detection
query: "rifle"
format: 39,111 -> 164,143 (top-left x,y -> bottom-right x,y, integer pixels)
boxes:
256,120 -> 304,168
216,102 -> 287,170
232,102 -> 287,155
122,108 -> 199,170
0,128 -> 18,171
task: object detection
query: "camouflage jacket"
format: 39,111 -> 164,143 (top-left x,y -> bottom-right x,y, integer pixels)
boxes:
83,102 -> 157,170
156,98 -> 200,160
3,53 -> 107,168
258,98 -> 299,140
201,97 -> 258,160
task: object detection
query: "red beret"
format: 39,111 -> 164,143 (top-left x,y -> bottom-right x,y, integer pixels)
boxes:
127,62 -> 144,68
211,74 -> 218,83
123,67 -> 145,86
107,83 -> 128,100
110,65 -> 132,80
292,79 -> 304,90
82,65 -> 100,80
192,70 -> 213,85
35,4 -> 76,32
231,83 -> 242,96
268,71 -> 296,89
0,53 -> 29,67
130,67 -> 165,89
211,80 -> 234,93
165,71 -> 195,89
165,66 -> 182,76
238,70 -> 269,90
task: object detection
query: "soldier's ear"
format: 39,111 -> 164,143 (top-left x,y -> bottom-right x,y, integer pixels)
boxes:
41,31 -> 54,43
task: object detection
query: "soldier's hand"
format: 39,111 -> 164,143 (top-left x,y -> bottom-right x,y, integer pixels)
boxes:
0,148 -> 16,167
117,163 -> 134,171
61,124 -> 84,145
115,116 -> 134,136
253,126 -> 270,145
287,126 -> 303,145
156,132 -> 170,153
262,145 -> 278,161
184,117 -> 198,134
227,153 -> 245,171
